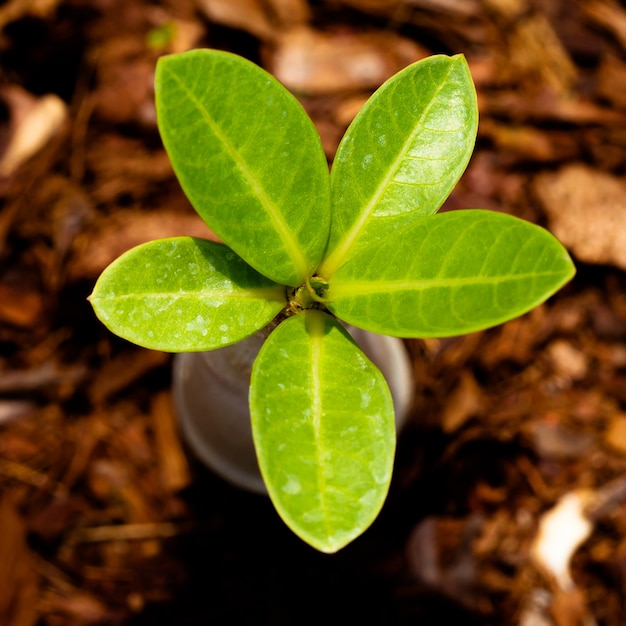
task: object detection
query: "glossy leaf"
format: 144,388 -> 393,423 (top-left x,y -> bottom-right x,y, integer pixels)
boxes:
320,55 -> 478,277
250,310 -> 395,553
326,210 -> 576,337
90,237 -> 286,352
155,49 -> 330,287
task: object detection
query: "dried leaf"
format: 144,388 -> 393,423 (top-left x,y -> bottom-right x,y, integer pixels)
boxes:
504,13 -> 577,95
546,340 -> 588,382
269,27 -> 427,94
440,372 -> 484,433
0,89 -> 67,178
479,120 -> 578,162
535,165 -> 626,270
196,0 -> 275,40
0,283 -> 45,328
531,490 -> 594,591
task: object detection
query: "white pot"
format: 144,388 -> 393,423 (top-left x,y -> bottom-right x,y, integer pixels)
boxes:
172,322 -> 414,494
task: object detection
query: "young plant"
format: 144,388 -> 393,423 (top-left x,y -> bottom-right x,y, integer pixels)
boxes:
90,50 -> 575,553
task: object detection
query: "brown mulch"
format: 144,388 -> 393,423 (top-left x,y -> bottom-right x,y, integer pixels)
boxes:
1,0 -> 626,624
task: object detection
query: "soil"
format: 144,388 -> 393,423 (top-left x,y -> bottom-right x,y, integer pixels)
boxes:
1,1 -> 626,624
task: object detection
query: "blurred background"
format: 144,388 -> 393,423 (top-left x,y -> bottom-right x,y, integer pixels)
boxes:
1,0 -> 626,624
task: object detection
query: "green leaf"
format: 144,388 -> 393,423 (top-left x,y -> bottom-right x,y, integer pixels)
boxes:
250,310 -> 395,553
90,237 -> 286,351
320,54 -> 478,277
326,210 -> 576,337
155,49 -> 330,287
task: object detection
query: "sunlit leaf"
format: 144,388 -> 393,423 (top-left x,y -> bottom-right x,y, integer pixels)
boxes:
156,49 -> 330,287
326,210 -> 576,337
320,54 -> 478,277
250,310 -> 395,553
90,237 -> 286,351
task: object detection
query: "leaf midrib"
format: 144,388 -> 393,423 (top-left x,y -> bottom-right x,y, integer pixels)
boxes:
95,287 -> 285,301
329,270 -> 566,298
308,312 -> 334,549
165,65 -> 309,281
